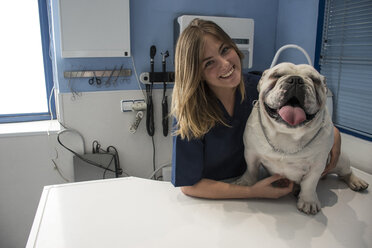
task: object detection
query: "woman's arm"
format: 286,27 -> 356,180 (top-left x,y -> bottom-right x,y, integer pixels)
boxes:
181,174 -> 293,199
322,126 -> 341,177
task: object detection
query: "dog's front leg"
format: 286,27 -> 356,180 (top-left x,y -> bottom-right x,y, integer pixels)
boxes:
297,165 -> 323,214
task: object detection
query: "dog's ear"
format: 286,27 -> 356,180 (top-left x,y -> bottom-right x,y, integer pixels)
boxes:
321,75 -> 328,95
257,78 -> 262,92
261,69 -> 268,78
257,69 -> 269,92
321,75 -> 326,86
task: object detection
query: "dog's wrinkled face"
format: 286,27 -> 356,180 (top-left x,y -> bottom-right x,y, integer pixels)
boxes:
258,63 -> 327,127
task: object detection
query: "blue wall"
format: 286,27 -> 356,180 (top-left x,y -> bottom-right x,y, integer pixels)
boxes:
275,0 -> 320,65
49,0 -> 320,93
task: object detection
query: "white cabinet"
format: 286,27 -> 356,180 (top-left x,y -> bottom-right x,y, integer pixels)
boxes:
58,0 -> 130,58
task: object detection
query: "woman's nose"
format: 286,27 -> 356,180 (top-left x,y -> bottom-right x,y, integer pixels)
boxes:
218,56 -> 230,68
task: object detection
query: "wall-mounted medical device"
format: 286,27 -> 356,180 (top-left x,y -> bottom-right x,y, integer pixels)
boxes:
58,0 -> 130,58
176,15 -> 254,69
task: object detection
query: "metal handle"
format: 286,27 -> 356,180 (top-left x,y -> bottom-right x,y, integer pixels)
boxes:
270,44 -> 312,68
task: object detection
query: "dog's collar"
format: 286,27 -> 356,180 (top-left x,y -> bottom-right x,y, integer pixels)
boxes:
257,101 -> 325,155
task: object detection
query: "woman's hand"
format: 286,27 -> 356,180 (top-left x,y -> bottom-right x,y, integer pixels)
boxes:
180,176 -> 293,200
322,127 -> 341,177
250,174 -> 294,199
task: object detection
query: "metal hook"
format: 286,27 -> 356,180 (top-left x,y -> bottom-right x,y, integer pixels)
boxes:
112,65 -> 123,85
105,66 -> 117,86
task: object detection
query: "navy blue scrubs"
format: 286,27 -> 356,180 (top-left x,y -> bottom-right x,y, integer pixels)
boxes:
171,73 -> 260,187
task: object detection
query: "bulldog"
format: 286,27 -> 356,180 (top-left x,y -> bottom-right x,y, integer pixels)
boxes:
235,62 -> 368,214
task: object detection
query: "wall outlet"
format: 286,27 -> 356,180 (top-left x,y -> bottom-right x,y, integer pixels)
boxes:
132,101 -> 146,111
121,99 -> 145,112
121,100 -> 133,112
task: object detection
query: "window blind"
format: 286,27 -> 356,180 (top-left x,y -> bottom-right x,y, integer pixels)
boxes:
320,0 -> 372,139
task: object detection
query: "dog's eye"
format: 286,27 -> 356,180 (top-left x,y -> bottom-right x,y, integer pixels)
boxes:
271,73 -> 282,79
310,77 -> 321,84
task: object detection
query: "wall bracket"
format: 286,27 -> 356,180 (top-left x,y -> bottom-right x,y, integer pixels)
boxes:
64,69 -> 132,79
139,72 -> 175,84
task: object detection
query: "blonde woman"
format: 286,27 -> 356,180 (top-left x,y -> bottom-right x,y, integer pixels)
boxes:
171,19 -> 340,199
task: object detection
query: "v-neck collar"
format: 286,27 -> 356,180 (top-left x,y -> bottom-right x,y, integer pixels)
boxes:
216,88 -> 241,122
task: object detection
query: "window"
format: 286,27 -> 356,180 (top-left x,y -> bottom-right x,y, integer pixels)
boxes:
0,0 -> 55,123
317,0 -> 372,141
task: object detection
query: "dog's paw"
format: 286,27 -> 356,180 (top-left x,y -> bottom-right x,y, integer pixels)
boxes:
341,173 -> 369,191
232,174 -> 257,186
233,177 -> 255,186
297,198 -> 321,215
232,177 -> 246,185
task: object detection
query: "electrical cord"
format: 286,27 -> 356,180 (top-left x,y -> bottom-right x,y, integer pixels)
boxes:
148,162 -> 171,180
48,85 -> 55,121
131,56 -> 146,98
146,45 -> 156,137
51,159 -> 70,182
92,140 -> 117,178
57,130 -> 126,178
102,156 -> 115,179
146,87 -> 155,136
58,133 -> 107,170
152,136 -> 156,178
161,50 -> 169,137
133,54 -> 155,136
58,129 -> 86,153
132,48 -> 157,178
103,145 -> 129,178
46,85 -> 71,182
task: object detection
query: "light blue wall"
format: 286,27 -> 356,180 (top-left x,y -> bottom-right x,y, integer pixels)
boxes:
50,0 -> 280,93
49,0 -> 320,93
275,0 -> 320,66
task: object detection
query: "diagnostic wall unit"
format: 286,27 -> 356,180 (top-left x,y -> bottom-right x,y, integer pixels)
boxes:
177,15 -> 254,68
58,0 -> 130,58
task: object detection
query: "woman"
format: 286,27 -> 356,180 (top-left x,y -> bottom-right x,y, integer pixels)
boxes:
171,18 -> 340,199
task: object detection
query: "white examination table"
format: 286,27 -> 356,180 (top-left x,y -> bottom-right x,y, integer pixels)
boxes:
27,168 -> 372,248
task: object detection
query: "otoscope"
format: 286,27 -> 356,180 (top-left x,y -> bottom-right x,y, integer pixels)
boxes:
146,45 -> 156,136
161,50 -> 169,136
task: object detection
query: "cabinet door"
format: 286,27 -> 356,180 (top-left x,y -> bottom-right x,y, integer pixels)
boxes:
59,0 -> 130,58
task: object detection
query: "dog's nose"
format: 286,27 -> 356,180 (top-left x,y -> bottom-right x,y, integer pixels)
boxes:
289,76 -> 303,85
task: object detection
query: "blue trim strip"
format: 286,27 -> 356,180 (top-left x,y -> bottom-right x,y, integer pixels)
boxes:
337,126 -> 372,142
314,0 -> 326,72
38,0 -> 56,119
0,113 -> 51,124
0,112 -> 50,118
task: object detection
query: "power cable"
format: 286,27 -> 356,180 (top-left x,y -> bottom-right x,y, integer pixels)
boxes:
57,129 -> 126,178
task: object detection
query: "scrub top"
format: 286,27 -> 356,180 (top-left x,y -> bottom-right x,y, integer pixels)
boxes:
171,73 -> 261,187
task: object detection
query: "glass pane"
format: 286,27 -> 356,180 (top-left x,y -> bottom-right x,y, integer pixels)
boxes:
0,1 -> 48,115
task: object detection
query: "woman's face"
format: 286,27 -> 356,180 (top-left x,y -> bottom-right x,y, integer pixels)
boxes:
201,34 -> 241,94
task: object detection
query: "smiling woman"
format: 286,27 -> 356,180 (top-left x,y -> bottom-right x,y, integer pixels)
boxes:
0,0 -> 54,123
201,34 -> 242,110
170,18 -> 295,199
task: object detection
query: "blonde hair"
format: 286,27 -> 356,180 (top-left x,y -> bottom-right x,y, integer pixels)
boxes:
171,18 -> 245,140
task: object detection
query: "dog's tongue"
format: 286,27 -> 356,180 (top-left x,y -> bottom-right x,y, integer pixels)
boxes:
278,105 -> 306,126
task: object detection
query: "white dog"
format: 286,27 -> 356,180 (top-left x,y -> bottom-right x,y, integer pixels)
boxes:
235,62 -> 368,214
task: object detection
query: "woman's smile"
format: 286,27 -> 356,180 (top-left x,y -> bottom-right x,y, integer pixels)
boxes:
201,34 -> 241,93
220,66 -> 235,79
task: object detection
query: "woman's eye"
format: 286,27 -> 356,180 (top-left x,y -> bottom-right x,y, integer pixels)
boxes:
221,46 -> 230,54
205,60 -> 214,68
